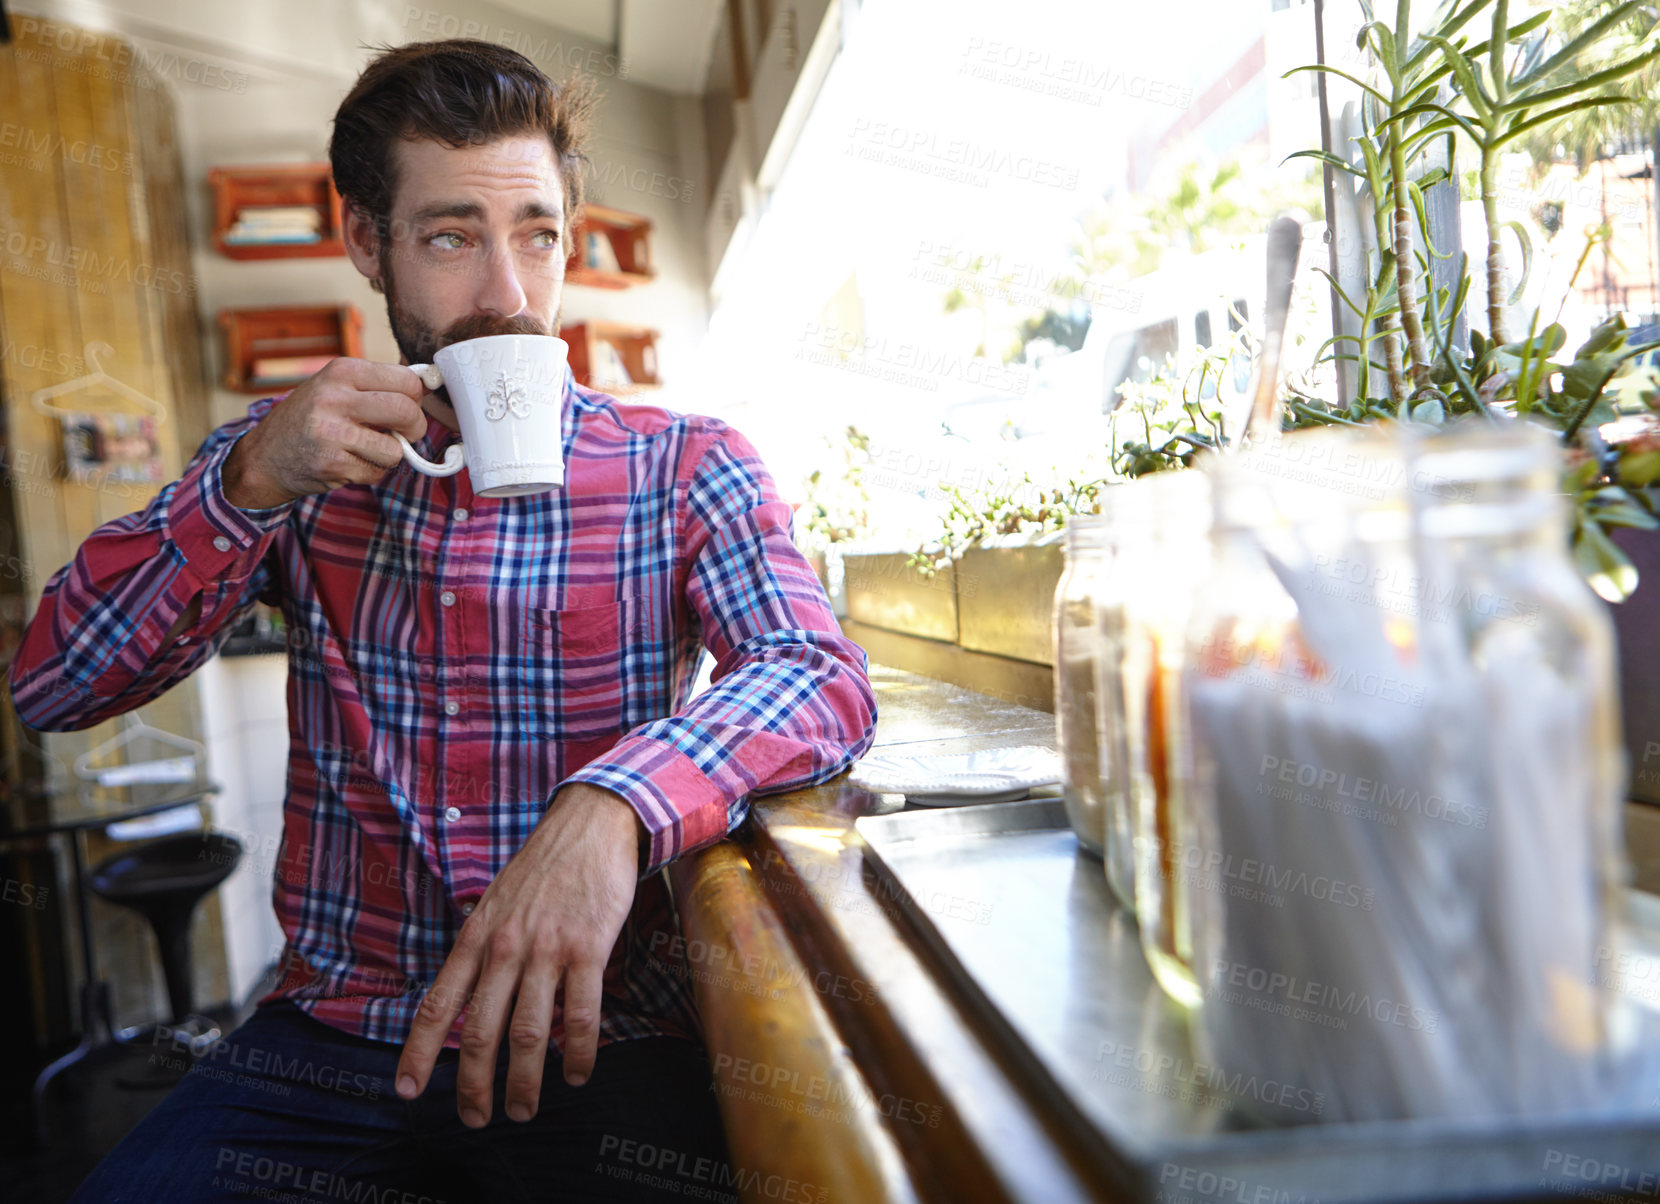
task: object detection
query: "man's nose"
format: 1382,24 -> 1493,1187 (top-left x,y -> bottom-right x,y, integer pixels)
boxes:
474,246 -> 529,317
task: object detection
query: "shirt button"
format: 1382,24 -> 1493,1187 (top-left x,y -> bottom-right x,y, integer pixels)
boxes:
439,590 -> 456,607
444,806 -> 462,823
452,507 -> 469,521
461,902 -> 475,916
443,700 -> 459,716
212,536 -> 232,552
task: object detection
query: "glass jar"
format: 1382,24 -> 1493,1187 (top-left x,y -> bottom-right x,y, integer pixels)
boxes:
1054,516 -> 1110,857
1178,423 -> 1631,1123
1115,471 -> 1212,1006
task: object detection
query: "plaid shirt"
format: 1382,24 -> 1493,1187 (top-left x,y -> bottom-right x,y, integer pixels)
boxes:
11,368 -> 876,1050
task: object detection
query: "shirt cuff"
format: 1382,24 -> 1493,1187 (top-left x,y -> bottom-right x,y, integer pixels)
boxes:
166,430 -> 293,584
562,737 -> 733,877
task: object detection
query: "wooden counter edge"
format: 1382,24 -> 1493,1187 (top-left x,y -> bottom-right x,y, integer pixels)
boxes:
669,841 -> 923,1204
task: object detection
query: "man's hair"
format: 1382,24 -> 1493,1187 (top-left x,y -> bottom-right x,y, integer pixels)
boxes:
330,40 -> 596,250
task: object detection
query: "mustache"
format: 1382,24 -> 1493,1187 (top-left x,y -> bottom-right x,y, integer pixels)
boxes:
437,312 -> 553,349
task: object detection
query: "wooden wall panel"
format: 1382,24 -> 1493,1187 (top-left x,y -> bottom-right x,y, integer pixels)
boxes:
0,24 -> 225,1033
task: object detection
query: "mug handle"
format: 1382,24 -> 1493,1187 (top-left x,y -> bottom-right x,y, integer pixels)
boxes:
395,363 -> 466,477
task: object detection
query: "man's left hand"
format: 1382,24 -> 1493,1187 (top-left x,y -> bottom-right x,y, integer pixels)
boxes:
395,783 -> 643,1126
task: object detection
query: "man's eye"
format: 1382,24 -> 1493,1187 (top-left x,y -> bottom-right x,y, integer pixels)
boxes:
429,232 -> 466,250
530,230 -> 559,249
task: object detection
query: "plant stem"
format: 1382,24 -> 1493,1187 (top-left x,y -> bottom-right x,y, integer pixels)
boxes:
1390,135 -> 1435,395
1481,147 -> 1508,345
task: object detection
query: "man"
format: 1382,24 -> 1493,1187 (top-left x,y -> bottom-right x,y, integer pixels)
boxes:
12,39 -> 876,1203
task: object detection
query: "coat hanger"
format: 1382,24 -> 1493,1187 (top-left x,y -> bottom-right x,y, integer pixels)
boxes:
74,710 -> 205,786
30,342 -> 169,423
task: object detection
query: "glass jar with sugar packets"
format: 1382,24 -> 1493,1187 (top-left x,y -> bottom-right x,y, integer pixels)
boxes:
1179,422 -> 1636,1124
1113,470 -> 1213,1005
1055,514 -> 1111,858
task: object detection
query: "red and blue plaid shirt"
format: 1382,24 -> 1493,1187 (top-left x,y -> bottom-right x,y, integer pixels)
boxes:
11,369 -> 876,1050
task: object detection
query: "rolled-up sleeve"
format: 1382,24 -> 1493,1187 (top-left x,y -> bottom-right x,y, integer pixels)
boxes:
562,425 -> 876,875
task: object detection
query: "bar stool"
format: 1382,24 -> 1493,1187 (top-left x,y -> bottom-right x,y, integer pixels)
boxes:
89,831 -> 243,1061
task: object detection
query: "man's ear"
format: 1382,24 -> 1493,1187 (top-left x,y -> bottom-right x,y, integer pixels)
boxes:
342,204 -> 384,289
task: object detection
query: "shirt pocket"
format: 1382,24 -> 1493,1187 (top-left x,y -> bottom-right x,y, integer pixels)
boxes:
521,586 -> 631,740
522,586 -> 674,737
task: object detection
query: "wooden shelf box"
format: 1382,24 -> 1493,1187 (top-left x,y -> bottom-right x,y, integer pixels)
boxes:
207,164 -> 346,260
218,305 -> 363,394
564,321 -> 660,394
565,205 -> 655,289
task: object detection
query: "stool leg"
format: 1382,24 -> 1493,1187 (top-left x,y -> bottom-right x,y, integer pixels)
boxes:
31,979 -> 110,1148
150,901 -> 196,1023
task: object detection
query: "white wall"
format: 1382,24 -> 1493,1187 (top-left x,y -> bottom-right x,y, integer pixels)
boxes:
195,653 -> 290,1004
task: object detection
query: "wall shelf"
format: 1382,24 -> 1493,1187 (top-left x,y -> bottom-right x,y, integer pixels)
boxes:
218,305 -> 363,394
564,321 -> 660,394
207,164 -> 346,260
566,205 -> 655,289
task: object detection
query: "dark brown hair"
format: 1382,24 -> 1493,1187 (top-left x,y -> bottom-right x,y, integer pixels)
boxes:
330,40 -> 596,251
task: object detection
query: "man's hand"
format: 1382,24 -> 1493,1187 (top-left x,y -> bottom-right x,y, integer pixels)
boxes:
395,783 -> 644,1127
222,358 -> 433,509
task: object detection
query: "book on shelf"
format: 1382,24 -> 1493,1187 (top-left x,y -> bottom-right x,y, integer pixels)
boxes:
225,204 -> 325,245
249,354 -> 335,381
584,230 -> 622,273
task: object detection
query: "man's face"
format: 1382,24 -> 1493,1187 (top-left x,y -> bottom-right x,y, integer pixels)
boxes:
367,133 -> 566,367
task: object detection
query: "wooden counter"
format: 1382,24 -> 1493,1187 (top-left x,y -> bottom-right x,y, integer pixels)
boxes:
671,663 -> 1660,1204
669,664 -> 1119,1204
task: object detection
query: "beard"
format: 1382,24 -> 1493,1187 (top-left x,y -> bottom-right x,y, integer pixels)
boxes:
380,248 -> 560,368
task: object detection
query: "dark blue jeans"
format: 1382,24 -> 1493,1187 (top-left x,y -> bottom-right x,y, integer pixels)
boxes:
69,1000 -> 730,1203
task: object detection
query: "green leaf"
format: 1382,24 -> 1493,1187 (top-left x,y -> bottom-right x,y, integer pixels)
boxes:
1574,519 -> 1639,603
1284,149 -> 1365,179
1513,1 -> 1650,88
1287,63 -> 1392,108
1561,353 -> 1623,403
1618,451 -> 1660,489
1427,34 -> 1495,118
1588,488 -> 1660,529
1500,323 -> 1566,358
1502,219 -> 1532,304
1408,180 -> 1453,259
1495,96 -> 1648,150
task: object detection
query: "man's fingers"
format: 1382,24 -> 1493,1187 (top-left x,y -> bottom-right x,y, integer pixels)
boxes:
502,953 -> 560,1122
453,942 -> 522,1128
346,390 -> 430,444
559,960 -> 606,1087
395,949 -> 479,1101
334,357 -> 429,401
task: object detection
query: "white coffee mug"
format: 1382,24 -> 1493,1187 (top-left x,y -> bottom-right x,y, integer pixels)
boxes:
395,334 -> 569,497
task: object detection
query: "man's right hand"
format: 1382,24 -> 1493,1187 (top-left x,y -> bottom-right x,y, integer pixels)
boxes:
222,358 -> 431,510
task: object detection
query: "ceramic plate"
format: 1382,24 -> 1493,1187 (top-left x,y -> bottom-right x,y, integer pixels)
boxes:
850,745 -> 1062,807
